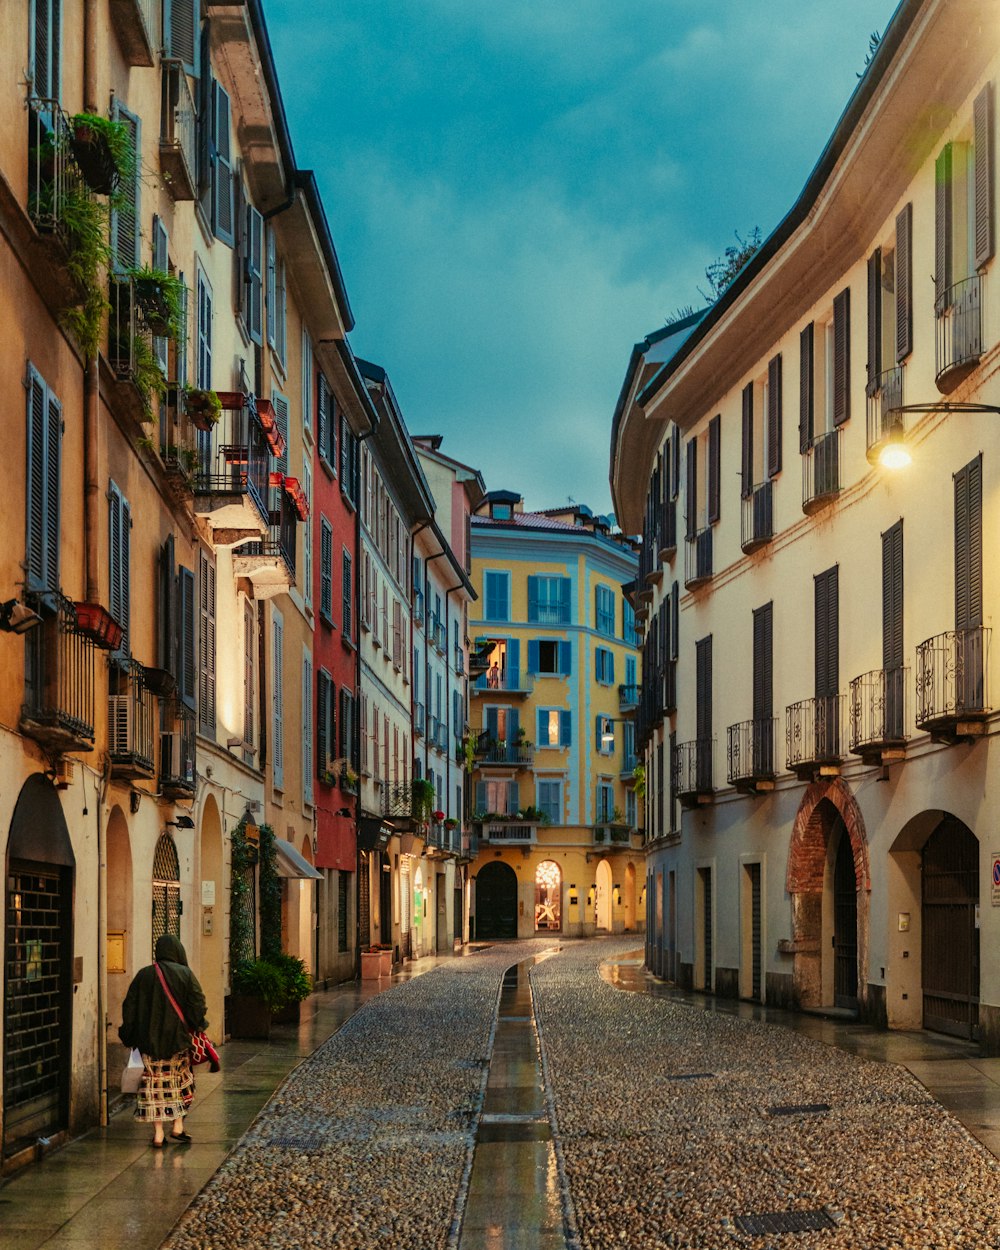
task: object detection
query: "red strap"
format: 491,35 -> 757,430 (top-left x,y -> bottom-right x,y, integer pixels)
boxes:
154,962 -> 191,1034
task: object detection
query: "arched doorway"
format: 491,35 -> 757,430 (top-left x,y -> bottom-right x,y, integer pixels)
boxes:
922,815 -> 979,1039
152,833 -> 181,958
595,859 -> 613,932
624,862 -> 636,931
534,860 -> 561,931
199,796 -> 224,1034
105,805 -> 133,1105
4,775 -> 75,1157
475,861 -> 518,938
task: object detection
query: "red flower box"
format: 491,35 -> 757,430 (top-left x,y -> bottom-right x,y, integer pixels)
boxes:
216,391 -> 246,410
269,471 -> 285,488
74,602 -> 123,651
283,476 -> 309,521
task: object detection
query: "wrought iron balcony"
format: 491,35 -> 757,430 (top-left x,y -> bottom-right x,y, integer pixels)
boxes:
472,669 -> 534,696
865,366 -> 905,464
849,667 -> 908,763
727,718 -> 777,792
785,695 -> 844,778
672,738 -> 714,807
381,781 -> 419,825
684,526 -> 713,589
936,276 -> 982,395
618,683 -> 640,712
593,824 -> 633,845
412,588 -> 424,627
21,593 -> 97,752
192,397 -> 271,543
915,628 -> 991,742
27,98 -> 85,237
159,59 -> 197,200
741,481 -> 773,554
160,707 -> 195,799
413,701 -> 425,737
475,734 -> 534,767
109,0 -> 159,65
231,482 -> 296,599
108,659 -> 157,778
802,429 -> 841,513
475,820 -> 538,845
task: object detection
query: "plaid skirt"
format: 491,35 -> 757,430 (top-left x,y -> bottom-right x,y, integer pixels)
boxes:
134,1051 -> 195,1123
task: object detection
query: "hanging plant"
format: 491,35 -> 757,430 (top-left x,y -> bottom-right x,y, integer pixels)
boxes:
183,385 -> 222,429
70,112 -> 132,196
632,762 -> 646,801
411,777 -> 435,823
128,265 -> 186,338
56,184 -> 111,358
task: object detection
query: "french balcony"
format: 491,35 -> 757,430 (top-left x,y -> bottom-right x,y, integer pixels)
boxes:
472,669 -> 534,697
475,819 -> 538,845
741,481 -> 773,554
159,59 -> 197,201
21,593 -> 97,753
726,717 -> 777,793
109,0 -> 159,65
802,429 -> 841,513
865,365 -> 905,465
231,481 -> 297,600
432,722 -> 449,754
433,620 -> 448,654
618,683 -> 640,712
684,526 -> 713,589
193,397 -> 271,544
849,667 -> 909,764
475,734 -> 534,768
659,498 -> 677,561
785,695 -> 844,779
672,738 -> 714,807
935,276 -> 983,395
413,701 -> 425,737
108,658 -> 157,778
915,628 -> 991,743
160,707 -> 195,800
412,588 -> 424,628
454,645 -> 465,675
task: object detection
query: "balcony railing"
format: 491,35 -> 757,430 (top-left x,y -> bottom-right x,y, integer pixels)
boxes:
160,707 -> 195,799
865,365 -> 905,464
433,723 -> 449,753
475,820 -> 537,844
618,683 -> 640,711
915,628 -> 991,735
849,667 -> 908,761
785,695 -> 844,776
475,735 -> 534,767
684,526 -> 713,589
21,593 -> 97,752
108,659 -> 157,778
413,701 -> 425,737
741,481 -> 773,553
192,398 -> 271,539
454,645 -> 465,675
231,482 -> 296,598
659,498 -> 677,559
412,589 -> 424,627
672,738 -> 714,805
109,0 -> 159,65
473,669 -> 534,696
433,621 -> 447,653
27,98 -> 82,237
802,428 -> 841,513
593,824 -> 633,845
381,781 -> 417,822
936,275 -> 983,395
159,59 -> 197,200
727,718 -> 777,790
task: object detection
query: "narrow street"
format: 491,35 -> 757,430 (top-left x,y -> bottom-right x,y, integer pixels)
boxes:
6,938 -> 1000,1249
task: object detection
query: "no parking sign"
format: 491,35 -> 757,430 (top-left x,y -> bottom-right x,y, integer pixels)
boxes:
992,853 -> 1000,906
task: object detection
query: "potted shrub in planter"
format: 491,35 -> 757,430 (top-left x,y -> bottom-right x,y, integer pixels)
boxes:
228,957 -> 287,1040
183,385 -> 222,430
269,953 -> 312,1025
128,266 -> 186,337
70,112 -> 131,195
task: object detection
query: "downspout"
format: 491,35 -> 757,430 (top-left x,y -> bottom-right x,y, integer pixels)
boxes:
353,427 -> 376,975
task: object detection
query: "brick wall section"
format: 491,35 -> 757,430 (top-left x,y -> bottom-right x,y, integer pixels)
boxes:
785,777 -> 871,895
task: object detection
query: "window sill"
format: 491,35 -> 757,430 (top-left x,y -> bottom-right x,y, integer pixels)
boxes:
320,612 -> 336,631
340,634 -> 357,653
319,455 -> 336,482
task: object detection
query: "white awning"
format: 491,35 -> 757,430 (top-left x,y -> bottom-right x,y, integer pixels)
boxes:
274,837 -> 322,880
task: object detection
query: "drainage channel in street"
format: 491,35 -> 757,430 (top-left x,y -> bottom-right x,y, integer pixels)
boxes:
456,953 -> 573,1250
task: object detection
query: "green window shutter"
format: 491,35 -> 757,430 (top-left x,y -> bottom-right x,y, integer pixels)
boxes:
246,205 -> 263,345
31,0 -> 61,103
212,81 -> 235,245
178,566 -> 196,710
197,37 -> 212,213
559,577 -> 571,623
536,708 -> 545,743
974,83 -> 995,270
110,103 -> 141,269
152,216 -> 170,373
197,273 -> 212,390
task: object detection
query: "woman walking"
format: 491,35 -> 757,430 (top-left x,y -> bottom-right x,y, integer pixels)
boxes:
119,934 -> 208,1147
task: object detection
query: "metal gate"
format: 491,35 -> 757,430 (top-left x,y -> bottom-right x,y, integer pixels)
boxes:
700,867 -> 713,991
748,863 -> 762,1002
923,816 -> 979,1039
4,862 -> 72,1156
833,831 -> 858,1008
453,882 -> 463,945
151,834 -> 181,958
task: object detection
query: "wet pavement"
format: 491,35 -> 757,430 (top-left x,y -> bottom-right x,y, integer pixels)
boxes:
4,940 -> 1000,1248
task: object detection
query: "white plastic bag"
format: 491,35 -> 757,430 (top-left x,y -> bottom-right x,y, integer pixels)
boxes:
121,1047 -> 144,1094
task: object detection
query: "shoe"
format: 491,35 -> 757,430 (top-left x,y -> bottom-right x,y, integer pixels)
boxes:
151,1139 -> 166,1149
169,1130 -> 192,1143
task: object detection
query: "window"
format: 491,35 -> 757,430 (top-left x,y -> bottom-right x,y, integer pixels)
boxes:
198,552 -> 216,735
485,705 -> 517,745
537,779 -> 562,824
936,86 -> 996,305
243,203 -> 264,345
342,549 -> 353,642
595,584 -> 615,635
272,390 -> 289,476
337,872 -> 349,953
341,413 -> 359,505
527,638 -> 571,676
867,208 -> 913,394
596,780 -> 614,823
596,713 -> 614,756
25,364 -> 61,594
484,570 -> 510,621
318,374 -> 336,471
319,518 -> 334,625
595,646 -> 615,685
536,708 -> 571,747
210,81 -> 234,246
623,599 -> 637,646
625,789 -> 637,829
30,0 -> 61,102
741,357 -> 782,497
492,503 -> 511,520
274,257 -> 287,365
302,462 -> 312,609
392,598 -> 402,670
196,270 -> 212,390
476,778 -> 519,816
110,102 -> 140,269
302,651 -> 314,805
954,455 -> 983,631
527,575 -> 570,624
272,608 -> 284,788
108,481 -> 131,658
316,670 -> 335,778
814,568 -> 838,701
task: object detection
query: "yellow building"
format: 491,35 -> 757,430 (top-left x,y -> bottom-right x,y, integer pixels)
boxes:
611,0 -> 1000,1047
468,493 -> 644,939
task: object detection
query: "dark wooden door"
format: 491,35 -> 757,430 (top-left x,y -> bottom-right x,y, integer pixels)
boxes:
923,816 -> 979,1039
748,863 -> 762,1002
833,828 -> 858,1008
475,862 -> 518,939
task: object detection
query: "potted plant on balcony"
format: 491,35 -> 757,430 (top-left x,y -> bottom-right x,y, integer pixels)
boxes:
128,266 -> 186,337
411,777 -> 435,824
443,817 -> 458,830
70,112 -> 132,195
183,385 -> 222,430
340,764 -> 358,793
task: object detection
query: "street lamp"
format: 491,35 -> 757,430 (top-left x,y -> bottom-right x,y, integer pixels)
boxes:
878,401 -> 1000,469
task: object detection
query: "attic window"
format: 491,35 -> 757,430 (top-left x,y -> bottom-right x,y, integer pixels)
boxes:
492,503 -> 512,520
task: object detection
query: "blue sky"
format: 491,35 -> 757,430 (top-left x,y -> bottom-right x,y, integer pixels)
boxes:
266,1 -> 900,518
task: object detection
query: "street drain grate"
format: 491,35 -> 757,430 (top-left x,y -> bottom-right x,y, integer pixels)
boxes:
732,1209 -> 838,1235
664,1072 -> 716,1081
768,1103 -> 832,1116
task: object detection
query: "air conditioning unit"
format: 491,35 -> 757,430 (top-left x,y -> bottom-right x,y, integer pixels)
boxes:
53,757 -> 76,789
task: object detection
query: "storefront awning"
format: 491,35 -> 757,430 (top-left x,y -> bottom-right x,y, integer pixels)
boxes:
274,837 -> 322,880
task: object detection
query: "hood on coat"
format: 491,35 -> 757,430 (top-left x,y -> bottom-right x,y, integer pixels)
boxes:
155,934 -> 189,966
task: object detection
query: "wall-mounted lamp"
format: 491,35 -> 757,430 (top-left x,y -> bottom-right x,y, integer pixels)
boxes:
166,815 -> 195,830
0,598 -> 41,635
878,401 -> 1000,470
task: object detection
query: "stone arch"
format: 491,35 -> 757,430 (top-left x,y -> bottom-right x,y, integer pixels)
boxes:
198,794 -> 224,1033
787,777 -> 870,895
595,859 -> 613,932
624,862 -> 637,931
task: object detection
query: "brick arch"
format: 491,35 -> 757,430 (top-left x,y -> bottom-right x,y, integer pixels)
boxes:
786,777 -> 871,896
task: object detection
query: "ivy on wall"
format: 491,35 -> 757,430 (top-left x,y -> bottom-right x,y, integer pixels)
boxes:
258,822 -> 281,961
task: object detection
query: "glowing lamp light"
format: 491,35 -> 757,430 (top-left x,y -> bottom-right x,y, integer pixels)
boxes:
878,441 -> 912,470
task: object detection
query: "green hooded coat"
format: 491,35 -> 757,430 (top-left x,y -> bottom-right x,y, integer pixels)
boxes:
119,935 -> 208,1060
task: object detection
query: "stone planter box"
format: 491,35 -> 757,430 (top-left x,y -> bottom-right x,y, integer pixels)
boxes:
361,951 -> 382,981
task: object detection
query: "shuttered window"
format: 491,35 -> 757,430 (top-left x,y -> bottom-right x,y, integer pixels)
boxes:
275,258 -> 287,365
152,216 -> 170,373
685,437 -> 697,538
752,602 -> 773,722
799,323 -> 814,452
670,425 -> 681,499
832,289 -> 851,426
266,227 -> 277,349
198,552 -> 216,734
166,0 -> 198,74
178,566 -> 196,710
110,103 -> 140,270
740,383 -> 753,499
954,455 -> 983,630
302,462 -> 312,609
316,669 -> 335,777
527,575 -> 571,624
537,780 -> 561,823
595,714 -> 614,756
197,270 -> 212,389
318,374 -> 336,470
707,414 -> 721,524
25,364 -> 61,594
814,566 -> 839,699
695,636 -> 712,742
342,549 -> 353,642
881,522 -> 903,671
341,415 -> 358,505
935,143 -> 954,304
767,355 -> 782,478
595,584 -> 615,635
340,688 -> 355,767
867,247 -> 882,394
973,83 -> 995,270
272,391 -> 289,475
895,203 -> 913,361
30,0 -> 61,102
211,81 -> 234,246
320,517 -> 334,625
245,204 -> 263,345
595,647 -> 615,685
272,608 -> 284,788
484,571 -> 510,621
159,536 -> 177,675
108,481 -> 131,659
302,651 -> 314,805
670,580 -> 679,661
243,599 -> 255,748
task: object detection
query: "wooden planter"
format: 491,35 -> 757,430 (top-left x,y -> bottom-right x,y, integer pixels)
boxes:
271,999 -> 301,1026
226,993 -> 272,1040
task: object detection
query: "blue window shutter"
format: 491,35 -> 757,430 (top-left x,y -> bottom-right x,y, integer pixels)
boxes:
507,638 -> 520,684
212,81 -> 235,246
167,0 -> 200,75
626,656 -> 636,686
609,651 -> 615,684
559,641 -> 571,674
527,575 -> 539,622
536,708 -> 544,742
560,710 -> 571,746
560,578 -> 571,623
476,781 -> 486,812
507,780 -> 519,814
595,715 -> 601,753
527,640 -> 540,673
486,707 -> 498,740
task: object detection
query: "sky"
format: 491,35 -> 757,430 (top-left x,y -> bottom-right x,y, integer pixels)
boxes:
265,0 -> 900,518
